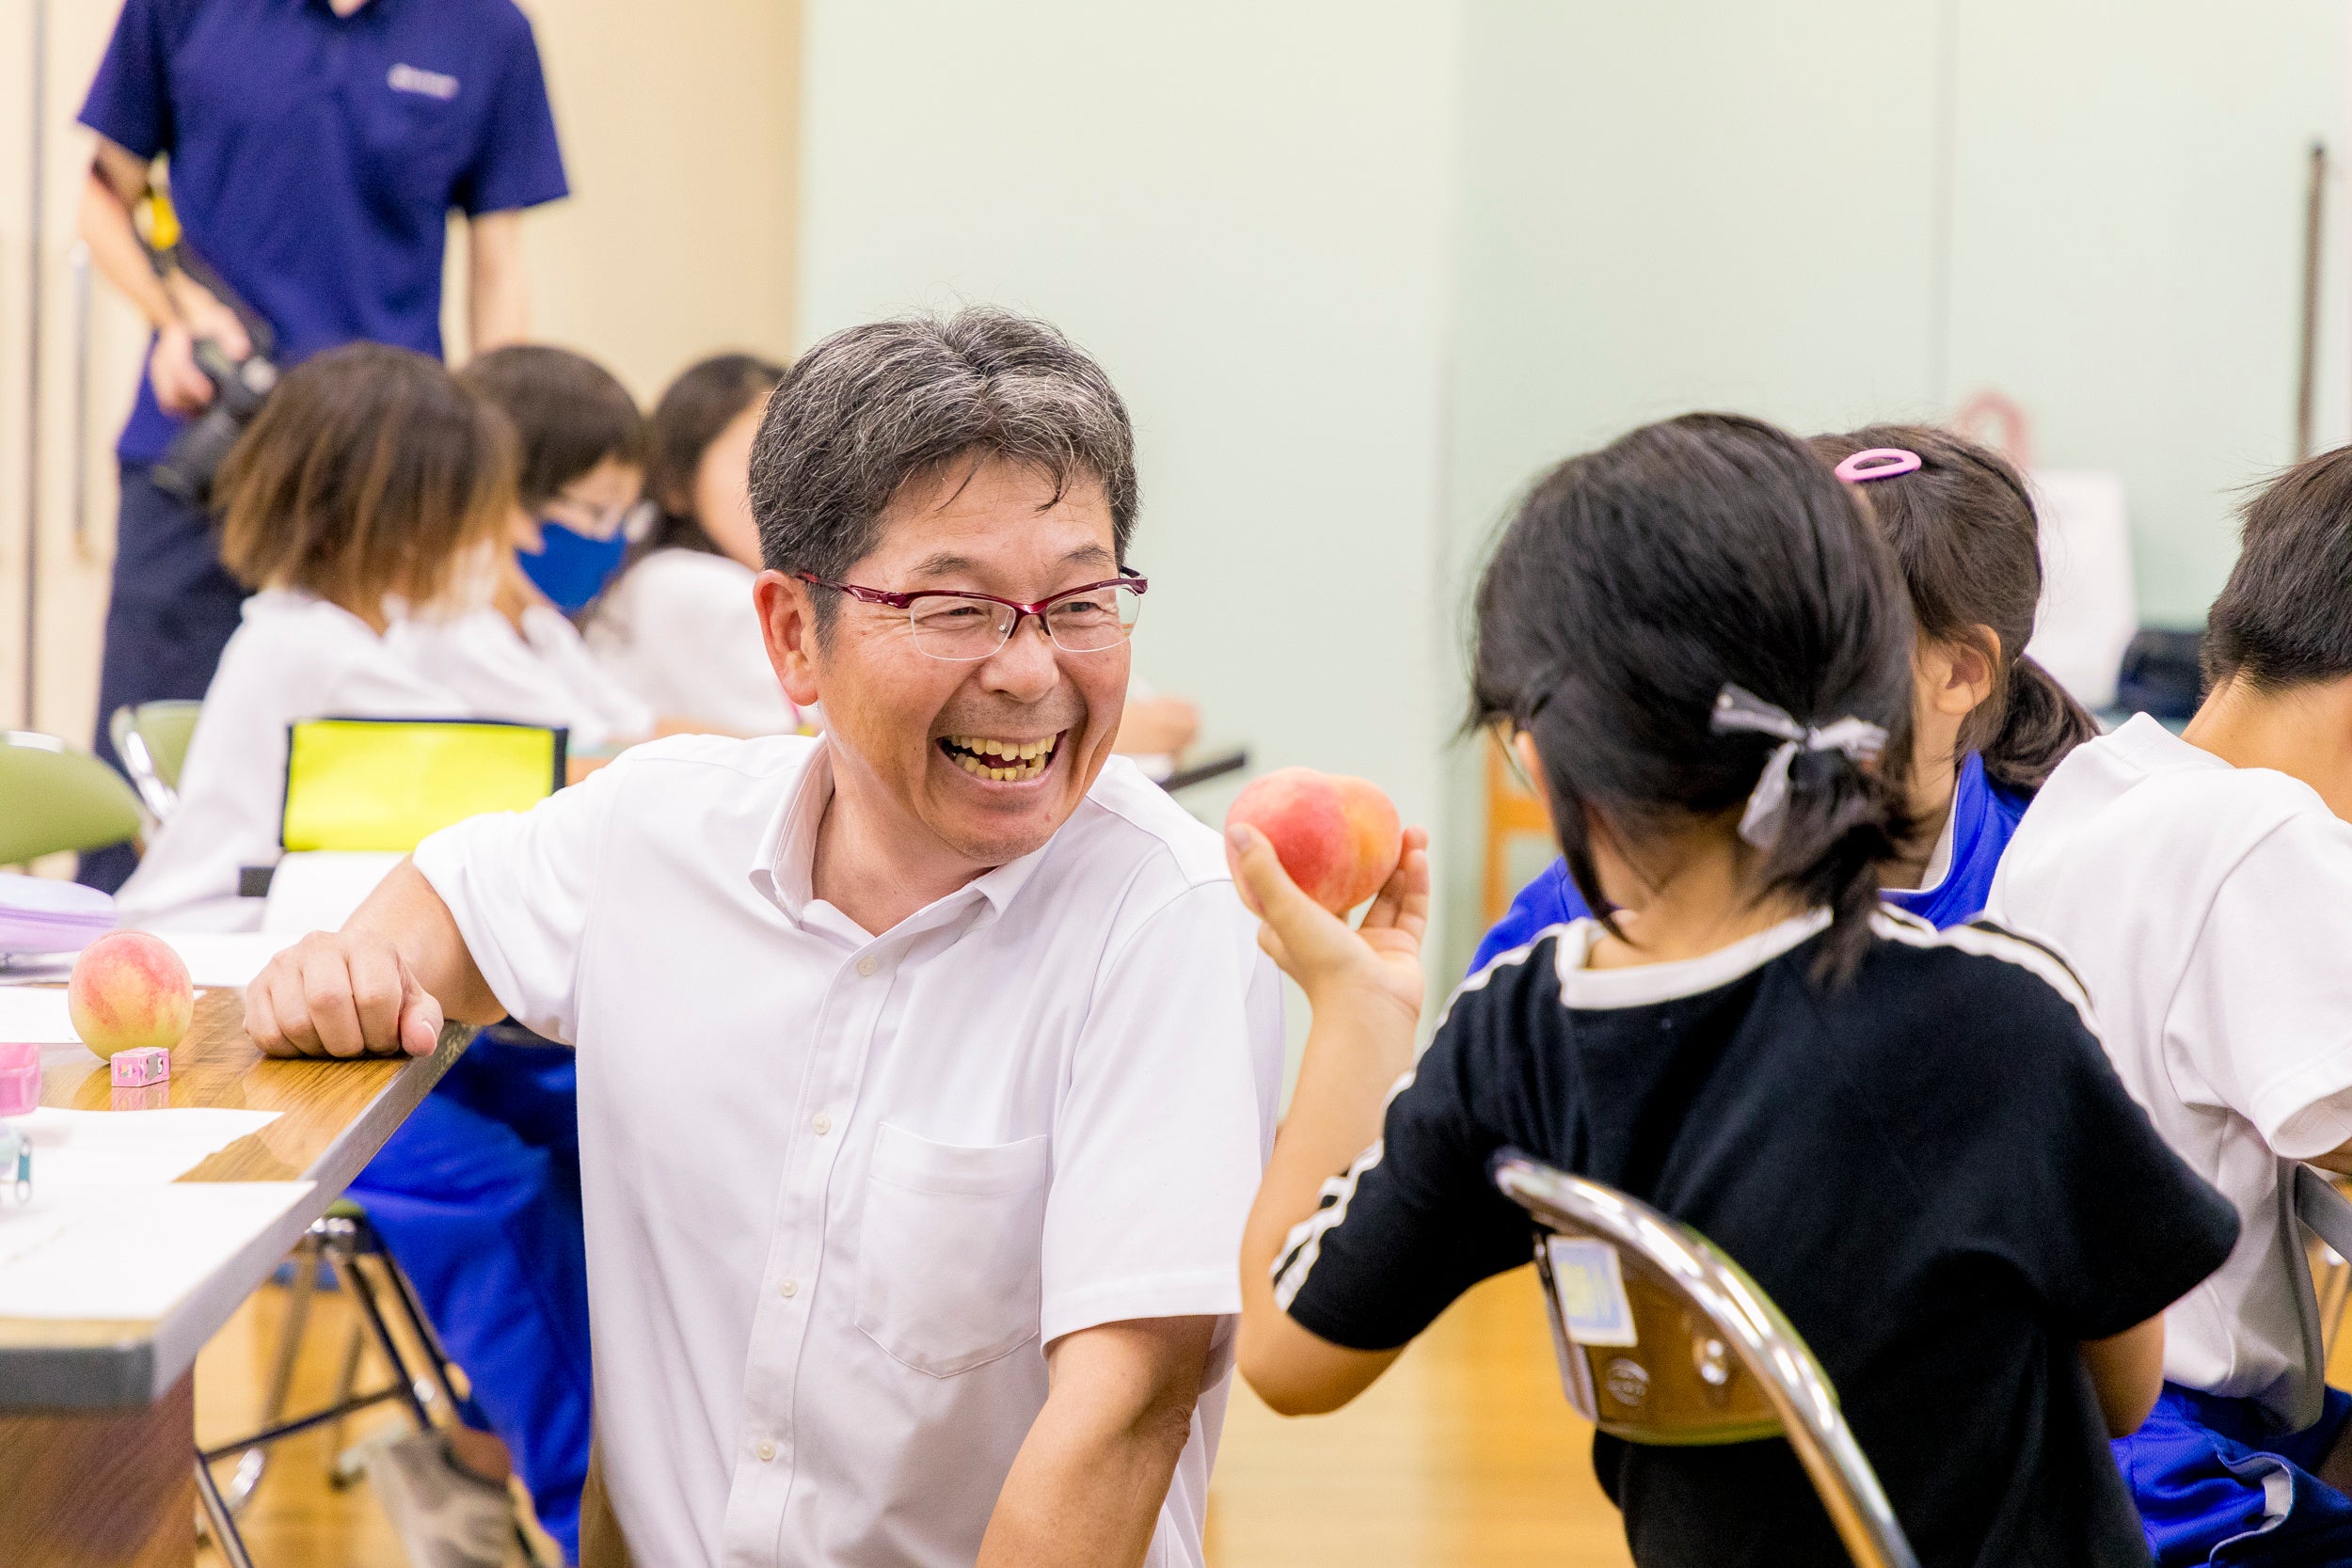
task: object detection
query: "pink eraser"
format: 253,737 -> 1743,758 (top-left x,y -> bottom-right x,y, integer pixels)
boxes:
109,1047 -> 171,1088
0,1042 -> 38,1117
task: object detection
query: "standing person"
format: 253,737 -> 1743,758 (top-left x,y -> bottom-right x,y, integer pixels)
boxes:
586,352 -> 807,734
73,0 -> 569,889
1233,413 -> 2236,1566
1988,448 -> 2352,1561
1470,424 -> 2098,970
241,309 -> 1283,1567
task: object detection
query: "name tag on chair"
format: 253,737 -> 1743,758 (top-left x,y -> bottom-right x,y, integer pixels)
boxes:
1544,1236 -> 1638,1347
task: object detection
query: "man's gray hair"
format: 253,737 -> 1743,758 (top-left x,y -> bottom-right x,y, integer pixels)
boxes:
746,308 -> 1138,619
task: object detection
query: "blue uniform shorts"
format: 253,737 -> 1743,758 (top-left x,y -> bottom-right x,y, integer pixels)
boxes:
2118,1383 -> 2352,1565
350,1029 -> 591,1562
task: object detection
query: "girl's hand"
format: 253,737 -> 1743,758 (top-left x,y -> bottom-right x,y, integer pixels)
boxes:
1227,824 -> 1429,1022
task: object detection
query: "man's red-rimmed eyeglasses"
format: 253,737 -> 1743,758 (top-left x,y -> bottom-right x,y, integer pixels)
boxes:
794,569 -> 1147,662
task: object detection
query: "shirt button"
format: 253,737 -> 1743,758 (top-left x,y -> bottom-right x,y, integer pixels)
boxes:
855,956 -> 880,977
755,1439 -> 778,1463
811,1112 -> 833,1136
779,1277 -> 799,1298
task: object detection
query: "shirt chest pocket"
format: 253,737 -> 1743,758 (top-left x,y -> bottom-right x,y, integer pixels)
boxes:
856,1124 -> 1053,1378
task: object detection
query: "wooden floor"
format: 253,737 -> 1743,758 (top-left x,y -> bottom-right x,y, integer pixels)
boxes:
1209,1269 -> 1630,1566
193,1265 -> 1629,1567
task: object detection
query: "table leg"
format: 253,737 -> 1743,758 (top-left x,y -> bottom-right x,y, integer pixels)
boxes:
0,1370 -> 196,1568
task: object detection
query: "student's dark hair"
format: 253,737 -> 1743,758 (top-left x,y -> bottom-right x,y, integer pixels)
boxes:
215,343 -> 516,615
1470,413 -> 1916,980
457,345 -> 646,511
636,352 -> 787,561
2205,445 -> 2352,690
1811,425 -> 2098,793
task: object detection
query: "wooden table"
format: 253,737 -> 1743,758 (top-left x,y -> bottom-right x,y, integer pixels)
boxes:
0,987 -> 464,1568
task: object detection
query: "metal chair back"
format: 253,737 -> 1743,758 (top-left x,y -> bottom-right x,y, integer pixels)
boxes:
1492,1154 -> 1921,1568
109,700 -> 203,818
2290,1163 -> 2352,1427
0,731 -> 146,864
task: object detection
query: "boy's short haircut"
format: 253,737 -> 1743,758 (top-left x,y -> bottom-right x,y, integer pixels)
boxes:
2205,447 -> 2352,690
215,342 -> 517,613
459,344 -> 646,510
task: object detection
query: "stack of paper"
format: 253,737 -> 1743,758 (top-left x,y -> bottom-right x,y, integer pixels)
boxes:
0,1105 -> 302,1319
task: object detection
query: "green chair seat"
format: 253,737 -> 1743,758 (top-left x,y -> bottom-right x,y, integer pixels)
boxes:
127,701 -> 201,790
109,700 -> 203,818
0,732 -> 145,865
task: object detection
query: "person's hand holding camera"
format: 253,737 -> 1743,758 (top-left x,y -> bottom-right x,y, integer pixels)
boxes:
150,281 -> 251,416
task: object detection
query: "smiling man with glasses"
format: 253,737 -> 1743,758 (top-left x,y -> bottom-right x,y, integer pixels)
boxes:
243,308 -> 1283,1568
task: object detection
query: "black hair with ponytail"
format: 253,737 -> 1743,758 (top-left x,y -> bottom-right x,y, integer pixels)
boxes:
1811,424 -> 2098,793
1470,413 -> 1917,981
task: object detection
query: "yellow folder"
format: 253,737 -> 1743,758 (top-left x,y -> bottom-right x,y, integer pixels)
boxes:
280,719 -> 565,853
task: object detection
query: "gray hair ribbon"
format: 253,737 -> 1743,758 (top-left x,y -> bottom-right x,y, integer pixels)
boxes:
1709,684 -> 1888,849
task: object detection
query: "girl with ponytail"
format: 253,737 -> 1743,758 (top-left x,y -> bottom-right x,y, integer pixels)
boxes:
1230,414 -> 2232,1567
1470,422 -> 2099,970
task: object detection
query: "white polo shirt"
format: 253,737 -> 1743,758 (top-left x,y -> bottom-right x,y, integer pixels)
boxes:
411,736 -> 1282,1567
118,588 -> 468,931
1987,714 -> 2352,1418
389,602 -> 655,751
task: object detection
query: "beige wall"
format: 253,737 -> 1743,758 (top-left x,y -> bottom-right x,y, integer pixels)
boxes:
0,0 -> 800,747
444,0 -> 801,402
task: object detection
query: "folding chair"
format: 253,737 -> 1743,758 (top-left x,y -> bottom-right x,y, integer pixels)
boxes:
2305,1165 -> 2352,1363
194,1202 -> 490,1567
0,731 -> 145,865
202,719 -> 565,1565
108,699 -> 203,819
1491,1153 -> 1921,1568
2283,1162 -> 2352,1432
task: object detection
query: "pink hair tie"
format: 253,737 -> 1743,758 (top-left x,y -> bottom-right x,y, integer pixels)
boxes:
1835,448 -> 1922,483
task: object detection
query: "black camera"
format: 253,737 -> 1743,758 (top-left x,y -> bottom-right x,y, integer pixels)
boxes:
151,339 -> 278,508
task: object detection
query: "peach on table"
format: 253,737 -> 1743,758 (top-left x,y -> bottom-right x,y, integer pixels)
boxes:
67,931 -> 196,1062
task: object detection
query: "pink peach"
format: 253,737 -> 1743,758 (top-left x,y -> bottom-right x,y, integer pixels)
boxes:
1227,767 -> 1404,913
68,931 -> 194,1061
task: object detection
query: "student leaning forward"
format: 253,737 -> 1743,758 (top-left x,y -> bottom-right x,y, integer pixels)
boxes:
1232,412 -> 2239,1568
1992,446 -> 2352,1561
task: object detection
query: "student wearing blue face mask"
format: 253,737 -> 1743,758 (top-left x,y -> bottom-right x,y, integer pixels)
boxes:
390,346 -> 696,754
1470,424 -> 2099,974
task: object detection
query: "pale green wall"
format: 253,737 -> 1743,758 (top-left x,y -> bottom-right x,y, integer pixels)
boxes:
797,2 -> 1464,1009
794,2 -> 2348,987
1947,0 -> 2346,622
1438,0 -> 2346,969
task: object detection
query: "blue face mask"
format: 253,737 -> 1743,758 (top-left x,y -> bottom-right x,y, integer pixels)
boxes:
518,519 -> 629,613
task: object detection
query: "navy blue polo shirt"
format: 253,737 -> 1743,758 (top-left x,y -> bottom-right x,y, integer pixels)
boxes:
80,0 -> 569,466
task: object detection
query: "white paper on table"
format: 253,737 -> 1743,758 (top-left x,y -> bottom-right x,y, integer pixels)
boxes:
0,1181 -> 312,1318
0,988 -> 79,1042
12,1106 -> 282,1192
0,930 -> 294,991
151,931 -> 300,990
262,852 -> 404,938
0,953 -> 74,984
2026,468 -> 2137,711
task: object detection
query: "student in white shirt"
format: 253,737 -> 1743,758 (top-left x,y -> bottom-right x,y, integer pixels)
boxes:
392,345 -> 661,752
116,343 -> 511,931
587,352 -> 809,735
244,308 -> 1283,1568
1989,447 -> 2352,1560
